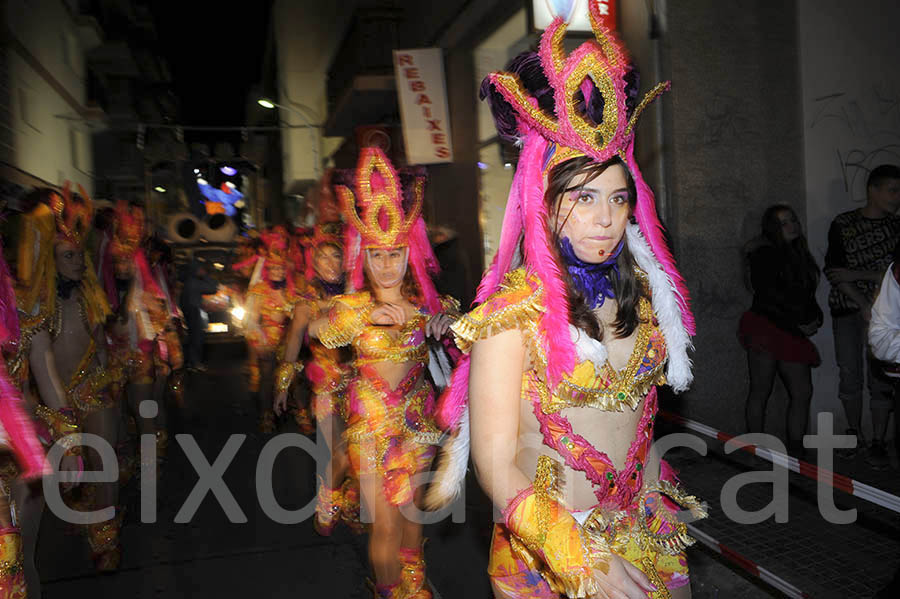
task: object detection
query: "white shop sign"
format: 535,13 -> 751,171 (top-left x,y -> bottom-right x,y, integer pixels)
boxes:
393,48 -> 454,165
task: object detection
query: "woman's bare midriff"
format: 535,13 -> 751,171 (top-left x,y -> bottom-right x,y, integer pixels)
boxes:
515,399 -> 660,512
52,296 -> 96,384
513,300 -> 661,512
368,360 -> 418,390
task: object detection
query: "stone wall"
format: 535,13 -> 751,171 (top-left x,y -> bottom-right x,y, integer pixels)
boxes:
661,1 -> 806,435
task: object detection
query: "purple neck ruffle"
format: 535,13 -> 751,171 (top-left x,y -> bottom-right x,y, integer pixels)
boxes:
557,237 -> 622,309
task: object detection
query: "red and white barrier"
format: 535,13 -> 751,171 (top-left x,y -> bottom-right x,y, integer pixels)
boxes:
687,524 -> 812,599
660,411 -> 900,514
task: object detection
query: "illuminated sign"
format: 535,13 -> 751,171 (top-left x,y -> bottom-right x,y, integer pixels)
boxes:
532,0 -> 616,32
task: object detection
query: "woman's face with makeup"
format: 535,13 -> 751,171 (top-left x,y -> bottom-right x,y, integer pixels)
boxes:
365,246 -> 408,289
552,163 -> 631,263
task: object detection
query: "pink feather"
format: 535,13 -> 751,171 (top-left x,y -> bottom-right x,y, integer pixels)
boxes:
518,133 -> 575,386
435,355 -> 470,431
0,243 -> 20,345
408,217 -> 441,314
0,362 -> 49,480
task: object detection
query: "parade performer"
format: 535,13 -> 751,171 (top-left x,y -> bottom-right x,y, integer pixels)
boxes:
308,147 -> 457,599
102,201 -> 181,470
274,222 -> 359,533
244,228 -> 302,433
0,235 -> 48,599
430,4 -> 704,597
146,234 -> 184,408
8,184 -> 123,578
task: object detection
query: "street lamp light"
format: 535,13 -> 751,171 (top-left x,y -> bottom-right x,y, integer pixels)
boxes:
154,185 -> 167,193
257,97 -> 320,178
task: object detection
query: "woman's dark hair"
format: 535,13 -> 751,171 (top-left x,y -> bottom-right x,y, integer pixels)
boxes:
545,155 -> 647,341
759,204 -> 819,291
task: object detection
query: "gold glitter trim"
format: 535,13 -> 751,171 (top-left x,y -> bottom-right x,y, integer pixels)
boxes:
583,479 -> 707,559
337,151 -> 422,249
563,54 -> 619,151
450,270 -> 544,354
275,361 -> 304,394
490,73 -> 560,135
625,82 -> 670,137
318,303 -> 372,349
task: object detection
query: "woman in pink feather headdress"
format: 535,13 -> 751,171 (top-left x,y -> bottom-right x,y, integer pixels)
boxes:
427,3 -> 703,598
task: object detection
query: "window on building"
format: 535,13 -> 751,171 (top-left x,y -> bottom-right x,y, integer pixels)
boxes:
18,87 -> 39,131
70,128 -> 88,173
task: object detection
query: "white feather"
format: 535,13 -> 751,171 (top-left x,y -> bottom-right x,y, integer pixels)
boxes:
570,324 -> 608,375
248,257 -> 264,288
626,224 -> 694,391
425,405 -> 470,510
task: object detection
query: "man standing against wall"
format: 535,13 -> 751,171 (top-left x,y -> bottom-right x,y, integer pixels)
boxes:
825,164 -> 900,468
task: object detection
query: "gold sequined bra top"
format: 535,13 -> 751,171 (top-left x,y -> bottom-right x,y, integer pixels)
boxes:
318,291 -> 430,366
452,268 -> 668,413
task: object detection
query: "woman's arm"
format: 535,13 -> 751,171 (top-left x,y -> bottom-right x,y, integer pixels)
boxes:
468,328 -> 530,507
307,315 -> 328,340
273,302 -> 311,415
282,303 -> 311,364
28,330 -> 69,411
869,267 -> 900,363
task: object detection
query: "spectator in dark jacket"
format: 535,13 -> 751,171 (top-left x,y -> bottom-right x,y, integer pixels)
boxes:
738,204 -> 822,456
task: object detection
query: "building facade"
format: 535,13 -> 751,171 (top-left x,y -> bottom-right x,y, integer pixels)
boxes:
1,0 -> 104,200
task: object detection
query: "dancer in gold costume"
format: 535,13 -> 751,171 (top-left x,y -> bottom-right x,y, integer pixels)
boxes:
309,148 -> 457,599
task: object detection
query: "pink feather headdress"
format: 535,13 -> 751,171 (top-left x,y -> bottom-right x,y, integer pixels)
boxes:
335,147 -> 441,313
435,0 -> 693,431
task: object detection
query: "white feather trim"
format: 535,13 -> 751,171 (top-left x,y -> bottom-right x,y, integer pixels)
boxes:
248,257 -> 264,288
626,223 -> 694,392
570,324 -> 608,375
425,405 -> 470,510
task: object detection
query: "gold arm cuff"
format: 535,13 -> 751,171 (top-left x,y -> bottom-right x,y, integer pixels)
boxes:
275,361 -> 304,394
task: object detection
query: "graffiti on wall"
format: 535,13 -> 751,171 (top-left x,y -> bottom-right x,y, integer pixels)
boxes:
810,84 -> 900,201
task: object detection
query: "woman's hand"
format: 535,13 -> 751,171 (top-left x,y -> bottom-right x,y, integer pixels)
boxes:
369,303 -> 406,326
59,454 -> 83,491
273,390 -> 288,416
798,320 -> 820,336
825,267 -> 858,285
592,554 -> 657,599
426,313 -> 454,339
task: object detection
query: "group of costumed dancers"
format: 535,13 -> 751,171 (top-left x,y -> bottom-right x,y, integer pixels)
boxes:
0,185 -> 183,597
0,4 -> 706,598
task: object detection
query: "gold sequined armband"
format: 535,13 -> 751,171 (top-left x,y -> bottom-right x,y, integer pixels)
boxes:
318,305 -> 371,349
34,405 -> 82,455
275,361 -> 304,394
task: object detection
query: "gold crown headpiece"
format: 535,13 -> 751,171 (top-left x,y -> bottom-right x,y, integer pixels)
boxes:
334,147 -> 424,250
484,0 -> 669,172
